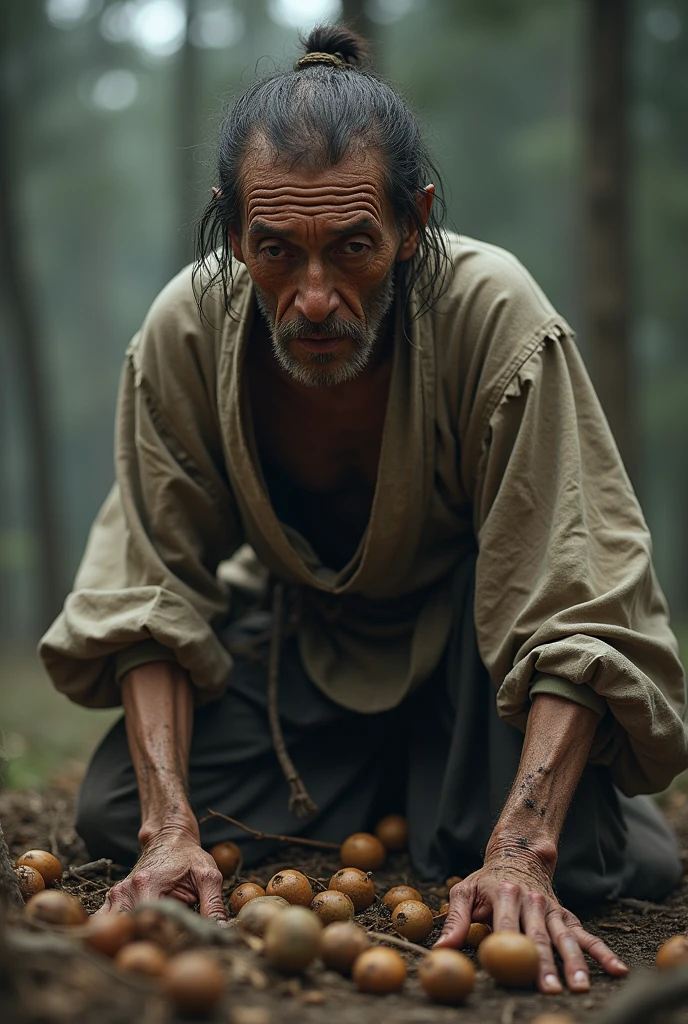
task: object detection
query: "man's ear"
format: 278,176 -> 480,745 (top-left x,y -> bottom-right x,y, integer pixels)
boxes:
396,184 -> 435,262
229,226 -> 245,264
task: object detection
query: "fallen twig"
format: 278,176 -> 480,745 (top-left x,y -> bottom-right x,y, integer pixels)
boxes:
367,930 -> 429,956
200,809 -> 340,851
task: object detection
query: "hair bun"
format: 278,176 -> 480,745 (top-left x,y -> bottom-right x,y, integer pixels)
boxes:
299,25 -> 371,68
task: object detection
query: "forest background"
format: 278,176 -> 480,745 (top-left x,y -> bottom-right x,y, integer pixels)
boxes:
0,0 -> 686,788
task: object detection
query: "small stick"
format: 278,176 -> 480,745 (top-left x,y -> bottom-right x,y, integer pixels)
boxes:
368,930 -> 429,956
200,809 -> 340,851
66,858 -> 116,876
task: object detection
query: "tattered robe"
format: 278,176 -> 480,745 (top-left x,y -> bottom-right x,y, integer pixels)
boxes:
39,235 -> 688,797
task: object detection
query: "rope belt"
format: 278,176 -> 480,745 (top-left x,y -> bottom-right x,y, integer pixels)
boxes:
225,581 -> 319,820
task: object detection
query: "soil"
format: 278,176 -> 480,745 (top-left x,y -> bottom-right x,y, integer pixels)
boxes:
2,784 -> 688,1024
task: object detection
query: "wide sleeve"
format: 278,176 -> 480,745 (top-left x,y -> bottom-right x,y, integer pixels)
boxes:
472,328 -> 688,796
39,273 -> 244,708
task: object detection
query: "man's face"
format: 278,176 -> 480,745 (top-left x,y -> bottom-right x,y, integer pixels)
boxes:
230,143 -> 406,388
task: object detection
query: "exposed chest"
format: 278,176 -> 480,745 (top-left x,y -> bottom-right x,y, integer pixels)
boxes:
247,358 -> 391,567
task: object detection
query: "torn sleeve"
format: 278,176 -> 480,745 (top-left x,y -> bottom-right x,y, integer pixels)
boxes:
39,335 -> 244,708
472,328 -> 688,795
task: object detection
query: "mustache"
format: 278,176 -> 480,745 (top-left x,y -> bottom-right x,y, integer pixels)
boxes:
275,314 -> 367,345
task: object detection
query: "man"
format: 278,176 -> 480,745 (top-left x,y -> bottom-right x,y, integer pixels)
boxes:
40,26 -> 688,995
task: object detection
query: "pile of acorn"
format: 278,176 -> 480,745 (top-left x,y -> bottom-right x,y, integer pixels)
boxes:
13,816 -> 688,1021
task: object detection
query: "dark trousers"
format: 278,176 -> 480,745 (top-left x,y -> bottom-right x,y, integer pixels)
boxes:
77,561 -> 682,910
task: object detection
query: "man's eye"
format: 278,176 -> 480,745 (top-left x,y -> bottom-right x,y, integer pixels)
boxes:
341,241 -> 369,255
261,245 -> 286,258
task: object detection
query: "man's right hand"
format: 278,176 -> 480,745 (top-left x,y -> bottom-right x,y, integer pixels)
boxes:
96,822 -> 227,921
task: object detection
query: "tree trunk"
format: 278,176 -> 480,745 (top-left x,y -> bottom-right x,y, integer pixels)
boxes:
341,0 -> 377,54
0,12 -> 63,629
583,0 -> 634,480
0,823 -> 22,911
175,0 -> 203,271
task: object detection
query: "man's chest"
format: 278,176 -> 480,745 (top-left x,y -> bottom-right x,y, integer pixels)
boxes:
247,361 -> 390,567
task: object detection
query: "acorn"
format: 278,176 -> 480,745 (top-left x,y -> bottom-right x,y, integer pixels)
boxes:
319,921 -> 371,974
418,948 -> 475,1004
435,903 -> 450,918
311,889 -> 355,924
236,895 -> 289,936
529,1015 -> 578,1024
375,814 -> 408,852
328,868 -> 375,912
656,934 -> 688,970
163,950 -> 225,1015
15,850 -> 63,886
478,932 -> 539,987
209,841 -> 242,879
133,906 -> 183,952
116,940 -> 167,976
340,833 -> 386,872
391,900 -> 434,942
230,883 -> 266,915
14,865 -> 45,900
263,906 -> 323,973
25,889 -> 87,925
465,922 -> 491,948
352,947 -> 407,994
382,885 -> 423,911
83,911 -> 135,957
266,870 -> 312,907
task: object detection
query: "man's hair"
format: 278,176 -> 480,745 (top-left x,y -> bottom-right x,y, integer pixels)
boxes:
194,24 -> 449,322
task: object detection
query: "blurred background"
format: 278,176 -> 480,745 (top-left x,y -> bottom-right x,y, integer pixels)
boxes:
0,0 -> 686,788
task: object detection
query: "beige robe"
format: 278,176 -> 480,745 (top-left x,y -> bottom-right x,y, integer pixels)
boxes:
39,235 -> 688,796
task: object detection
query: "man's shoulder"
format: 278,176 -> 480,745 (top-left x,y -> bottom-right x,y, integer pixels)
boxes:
440,233 -> 560,328
127,259 -> 250,395
429,233 -> 571,380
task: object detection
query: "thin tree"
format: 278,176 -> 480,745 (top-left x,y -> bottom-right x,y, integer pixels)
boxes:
341,0 -> 377,52
175,0 -> 203,271
583,0 -> 634,480
0,10 -> 63,628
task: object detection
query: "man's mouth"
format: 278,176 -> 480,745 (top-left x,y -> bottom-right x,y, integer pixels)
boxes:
296,336 -> 344,352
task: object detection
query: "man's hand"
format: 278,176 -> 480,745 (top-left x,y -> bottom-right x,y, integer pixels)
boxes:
97,823 -> 227,922
435,844 -> 627,994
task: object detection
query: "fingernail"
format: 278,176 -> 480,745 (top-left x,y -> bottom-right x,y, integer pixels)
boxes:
543,974 -> 561,992
574,970 -> 589,987
612,958 -> 628,972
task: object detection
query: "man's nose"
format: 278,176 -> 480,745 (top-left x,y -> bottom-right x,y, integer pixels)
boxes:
294,259 -> 339,322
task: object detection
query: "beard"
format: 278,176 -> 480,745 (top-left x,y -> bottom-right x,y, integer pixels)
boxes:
253,269 -> 395,388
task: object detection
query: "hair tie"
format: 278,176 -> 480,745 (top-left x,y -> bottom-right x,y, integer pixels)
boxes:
294,51 -> 347,70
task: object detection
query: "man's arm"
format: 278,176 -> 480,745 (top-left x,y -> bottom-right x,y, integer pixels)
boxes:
437,694 -> 628,993
97,661 -> 226,920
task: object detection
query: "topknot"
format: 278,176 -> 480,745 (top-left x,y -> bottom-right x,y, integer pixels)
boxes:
298,24 -> 372,68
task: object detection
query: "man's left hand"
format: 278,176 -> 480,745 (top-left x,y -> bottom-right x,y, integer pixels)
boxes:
434,846 -> 628,994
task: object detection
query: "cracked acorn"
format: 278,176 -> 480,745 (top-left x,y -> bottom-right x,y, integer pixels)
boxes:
15,849 -> 63,887
266,869 -> 313,906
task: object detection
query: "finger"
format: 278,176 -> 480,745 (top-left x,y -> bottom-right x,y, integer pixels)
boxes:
434,881 -> 473,948
572,925 -> 628,977
196,866 -> 228,923
492,880 -> 522,933
521,892 -> 562,994
546,910 -> 591,992
98,882 -> 136,915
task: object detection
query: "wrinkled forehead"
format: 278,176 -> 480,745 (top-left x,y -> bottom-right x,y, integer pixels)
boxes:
237,136 -> 392,231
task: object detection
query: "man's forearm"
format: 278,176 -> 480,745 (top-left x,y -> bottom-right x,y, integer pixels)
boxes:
487,693 -> 601,870
121,660 -> 197,845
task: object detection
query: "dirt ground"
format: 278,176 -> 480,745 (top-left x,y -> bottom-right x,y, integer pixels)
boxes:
3,784 -> 688,1024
